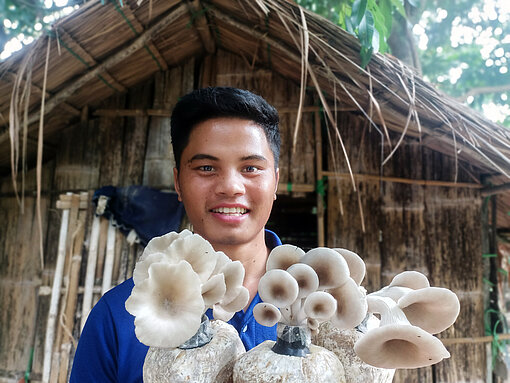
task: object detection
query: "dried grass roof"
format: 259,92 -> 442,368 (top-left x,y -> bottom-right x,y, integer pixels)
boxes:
1,0 -> 510,181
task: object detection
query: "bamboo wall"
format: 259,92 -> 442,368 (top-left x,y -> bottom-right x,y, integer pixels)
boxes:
327,113 -> 485,382
0,49 -> 487,382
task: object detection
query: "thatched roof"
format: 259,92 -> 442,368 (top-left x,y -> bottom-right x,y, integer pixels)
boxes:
1,0 -> 510,182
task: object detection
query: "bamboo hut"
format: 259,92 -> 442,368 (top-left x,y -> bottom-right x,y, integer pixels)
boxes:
1,0 -> 510,381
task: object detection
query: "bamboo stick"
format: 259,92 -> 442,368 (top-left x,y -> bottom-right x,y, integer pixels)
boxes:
80,214 -> 101,332
42,193 -> 71,383
323,171 -> 483,189
439,333 -> 510,346
314,110 -> 325,247
101,219 -> 116,295
276,182 -> 315,193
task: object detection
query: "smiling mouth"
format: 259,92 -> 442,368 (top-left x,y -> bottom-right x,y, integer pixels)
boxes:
211,207 -> 249,216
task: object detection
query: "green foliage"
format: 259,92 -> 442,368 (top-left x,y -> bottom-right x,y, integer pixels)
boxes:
296,0 -> 405,67
0,0 -> 80,53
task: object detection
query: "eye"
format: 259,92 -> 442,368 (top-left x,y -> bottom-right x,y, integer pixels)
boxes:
198,165 -> 214,172
244,165 -> 259,173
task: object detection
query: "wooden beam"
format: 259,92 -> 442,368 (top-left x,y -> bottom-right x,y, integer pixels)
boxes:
118,3 -> 168,70
323,170 -> 483,189
57,28 -> 127,92
481,182 -> 510,196
277,183 -> 315,193
186,0 -> 216,54
0,3 -> 188,146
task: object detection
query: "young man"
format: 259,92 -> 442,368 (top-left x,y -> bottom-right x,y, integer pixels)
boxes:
70,87 -> 281,382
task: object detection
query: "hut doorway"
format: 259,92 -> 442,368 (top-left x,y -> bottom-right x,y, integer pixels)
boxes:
266,193 -> 318,251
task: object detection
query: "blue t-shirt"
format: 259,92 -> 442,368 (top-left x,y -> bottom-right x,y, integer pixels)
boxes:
69,230 -> 281,383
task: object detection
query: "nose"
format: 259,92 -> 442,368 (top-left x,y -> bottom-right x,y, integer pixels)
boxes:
215,169 -> 245,196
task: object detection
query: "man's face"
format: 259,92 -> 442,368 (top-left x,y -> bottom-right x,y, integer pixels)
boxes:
174,117 -> 279,249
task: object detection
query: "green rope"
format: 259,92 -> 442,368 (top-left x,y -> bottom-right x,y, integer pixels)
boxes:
24,347 -> 34,382
186,6 -> 209,29
287,183 -> 293,192
111,0 -> 163,70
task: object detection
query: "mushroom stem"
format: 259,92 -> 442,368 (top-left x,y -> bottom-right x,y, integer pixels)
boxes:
367,296 -> 410,327
290,298 -> 305,326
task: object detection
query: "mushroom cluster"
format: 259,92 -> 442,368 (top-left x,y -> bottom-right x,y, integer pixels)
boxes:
125,229 -> 249,348
253,245 -> 368,335
354,271 -> 460,369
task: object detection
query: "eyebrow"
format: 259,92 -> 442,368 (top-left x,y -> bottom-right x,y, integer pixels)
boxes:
188,154 -> 268,163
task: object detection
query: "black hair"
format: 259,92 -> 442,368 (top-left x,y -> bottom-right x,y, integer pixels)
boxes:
171,87 -> 280,169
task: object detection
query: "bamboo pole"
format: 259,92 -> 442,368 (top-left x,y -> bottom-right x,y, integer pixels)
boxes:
42,193 -> 71,383
440,333 -> 510,346
80,214 -> 101,331
314,111 -> 325,247
102,219 -> 116,295
323,171 -> 483,189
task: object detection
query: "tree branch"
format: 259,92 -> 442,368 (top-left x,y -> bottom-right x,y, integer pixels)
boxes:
458,83 -> 510,102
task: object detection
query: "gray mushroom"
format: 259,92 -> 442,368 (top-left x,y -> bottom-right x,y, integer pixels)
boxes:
328,277 -> 368,330
286,263 -> 319,298
303,291 -> 337,321
253,302 -> 282,327
301,247 -> 350,289
397,287 -> 460,334
333,248 -> 366,286
354,295 -> 450,369
266,244 -> 305,271
258,269 -> 299,308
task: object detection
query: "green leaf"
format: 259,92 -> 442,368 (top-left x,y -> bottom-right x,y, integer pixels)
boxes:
351,0 -> 368,27
483,253 -> 498,258
358,10 -> 375,48
483,277 -> 495,287
498,268 -> 508,276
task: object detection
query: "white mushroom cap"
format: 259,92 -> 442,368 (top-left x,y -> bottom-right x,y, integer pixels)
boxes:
354,323 -> 451,369
168,234 -> 217,282
286,263 -> 319,298
201,273 -> 226,307
333,248 -> 366,285
140,229 -> 192,262
221,286 -> 250,312
355,295 -> 450,369
258,269 -> 299,308
397,287 -> 460,334
132,252 -> 166,285
266,244 -> 305,271
220,260 -> 245,304
303,291 -> 337,321
211,250 -> 231,275
253,302 -> 282,327
125,260 -> 205,348
328,277 -> 368,329
301,247 -> 350,289
212,303 -> 236,322
389,271 -> 430,290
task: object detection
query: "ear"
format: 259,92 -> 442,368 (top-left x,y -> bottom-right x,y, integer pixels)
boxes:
173,167 -> 182,202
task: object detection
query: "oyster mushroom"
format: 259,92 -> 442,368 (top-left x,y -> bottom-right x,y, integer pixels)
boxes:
397,287 -> 460,334
354,295 -> 450,369
303,291 -> 337,321
253,302 -> 282,327
139,229 -> 192,262
201,273 -> 227,307
328,277 -> 368,330
286,263 -> 319,298
220,260 -> 245,304
390,271 -> 430,290
125,260 -> 205,348
301,247 -> 350,289
258,269 -> 299,308
266,245 -> 305,271
132,252 -> 167,285
169,234 -> 217,282
333,248 -> 366,286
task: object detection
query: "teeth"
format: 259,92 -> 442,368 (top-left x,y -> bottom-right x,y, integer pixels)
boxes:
212,207 -> 247,215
